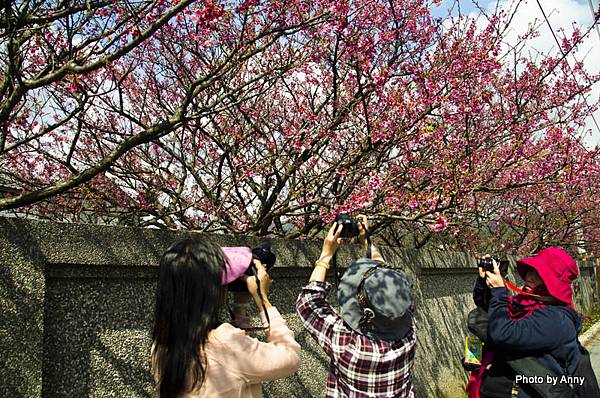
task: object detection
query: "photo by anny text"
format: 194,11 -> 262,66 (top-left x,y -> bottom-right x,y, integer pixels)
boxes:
515,375 -> 585,386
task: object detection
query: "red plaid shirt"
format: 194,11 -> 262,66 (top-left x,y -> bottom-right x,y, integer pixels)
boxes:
296,281 -> 416,398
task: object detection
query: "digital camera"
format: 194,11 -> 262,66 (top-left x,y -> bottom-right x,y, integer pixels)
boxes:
334,213 -> 360,238
478,256 -> 510,276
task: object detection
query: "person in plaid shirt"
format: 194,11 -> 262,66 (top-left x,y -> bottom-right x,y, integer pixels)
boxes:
296,215 -> 416,398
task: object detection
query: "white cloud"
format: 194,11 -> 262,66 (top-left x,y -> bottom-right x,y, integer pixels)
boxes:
491,0 -> 599,146
436,0 -> 599,146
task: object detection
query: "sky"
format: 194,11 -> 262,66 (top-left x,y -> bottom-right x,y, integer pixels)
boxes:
433,0 -> 600,147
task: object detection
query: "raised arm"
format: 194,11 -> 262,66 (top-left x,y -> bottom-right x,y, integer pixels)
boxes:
229,261 -> 300,382
297,222 -> 352,359
309,222 -> 343,283
357,214 -> 384,261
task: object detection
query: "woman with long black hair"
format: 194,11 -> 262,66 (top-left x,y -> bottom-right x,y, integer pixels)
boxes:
151,239 -> 300,397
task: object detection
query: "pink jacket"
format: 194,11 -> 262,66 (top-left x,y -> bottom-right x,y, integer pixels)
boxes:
184,307 -> 301,397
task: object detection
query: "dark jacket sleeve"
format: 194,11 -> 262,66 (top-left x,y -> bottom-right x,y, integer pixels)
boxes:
487,287 -> 577,352
473,276 -> 489,310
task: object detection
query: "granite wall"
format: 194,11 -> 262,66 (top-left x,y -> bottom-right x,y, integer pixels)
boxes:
1,217 -> 598,398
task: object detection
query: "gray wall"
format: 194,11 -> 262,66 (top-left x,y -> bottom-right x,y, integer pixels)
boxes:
1,217 -> 597,398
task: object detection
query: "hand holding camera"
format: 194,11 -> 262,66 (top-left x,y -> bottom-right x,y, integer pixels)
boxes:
318,222 -> 344,264
334,213 -> 361,238
221,242 -> 276,328
477,255 -> 506,288
315,214 -> 380,268
227,241 -> 276,293
356,214 -> 384,262
356,214 -> 369,249
244,259 -> 272,309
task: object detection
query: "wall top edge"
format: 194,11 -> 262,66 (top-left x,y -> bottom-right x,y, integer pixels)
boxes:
2,217 -> 596,270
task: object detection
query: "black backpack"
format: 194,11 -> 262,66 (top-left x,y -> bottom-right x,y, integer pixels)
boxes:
571,342 -> 599,398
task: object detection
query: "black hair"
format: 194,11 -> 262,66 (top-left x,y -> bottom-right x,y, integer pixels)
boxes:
151,239 -> 227,397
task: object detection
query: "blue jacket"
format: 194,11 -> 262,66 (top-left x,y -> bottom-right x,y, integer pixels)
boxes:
473,278 -> 582,398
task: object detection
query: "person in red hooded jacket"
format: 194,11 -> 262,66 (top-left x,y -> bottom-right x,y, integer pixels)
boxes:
470,248 -> 583,398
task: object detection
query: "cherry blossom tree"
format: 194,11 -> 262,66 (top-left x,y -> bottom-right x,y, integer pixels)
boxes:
1,0 -> 598,257
0,0 -> 332,211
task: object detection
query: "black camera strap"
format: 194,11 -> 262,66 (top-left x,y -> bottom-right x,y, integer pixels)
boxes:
332,252 -> 340,287
253,271 -> 271,327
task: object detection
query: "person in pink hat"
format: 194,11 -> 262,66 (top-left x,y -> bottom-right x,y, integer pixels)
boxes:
150,239 -> 300,397
467,247 -> 597,398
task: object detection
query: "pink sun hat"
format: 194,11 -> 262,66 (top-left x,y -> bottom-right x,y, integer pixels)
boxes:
220,246 -> 253,285
516,247 -> 579,306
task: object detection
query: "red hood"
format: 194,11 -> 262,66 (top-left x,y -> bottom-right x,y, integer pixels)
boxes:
516,247 -> 579,306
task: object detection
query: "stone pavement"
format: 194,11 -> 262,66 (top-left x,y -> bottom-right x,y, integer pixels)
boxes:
581,320 -> 600,385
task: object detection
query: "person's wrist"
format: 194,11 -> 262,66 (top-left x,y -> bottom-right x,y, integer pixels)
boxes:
318,253 -> 333,263
488,279 -> 505,288
315,259 -> 330,270
260,298 -> 273,308
253,294 -> 272,308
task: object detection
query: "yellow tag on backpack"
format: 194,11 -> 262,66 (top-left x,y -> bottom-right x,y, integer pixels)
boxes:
465,336 -> 483,365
